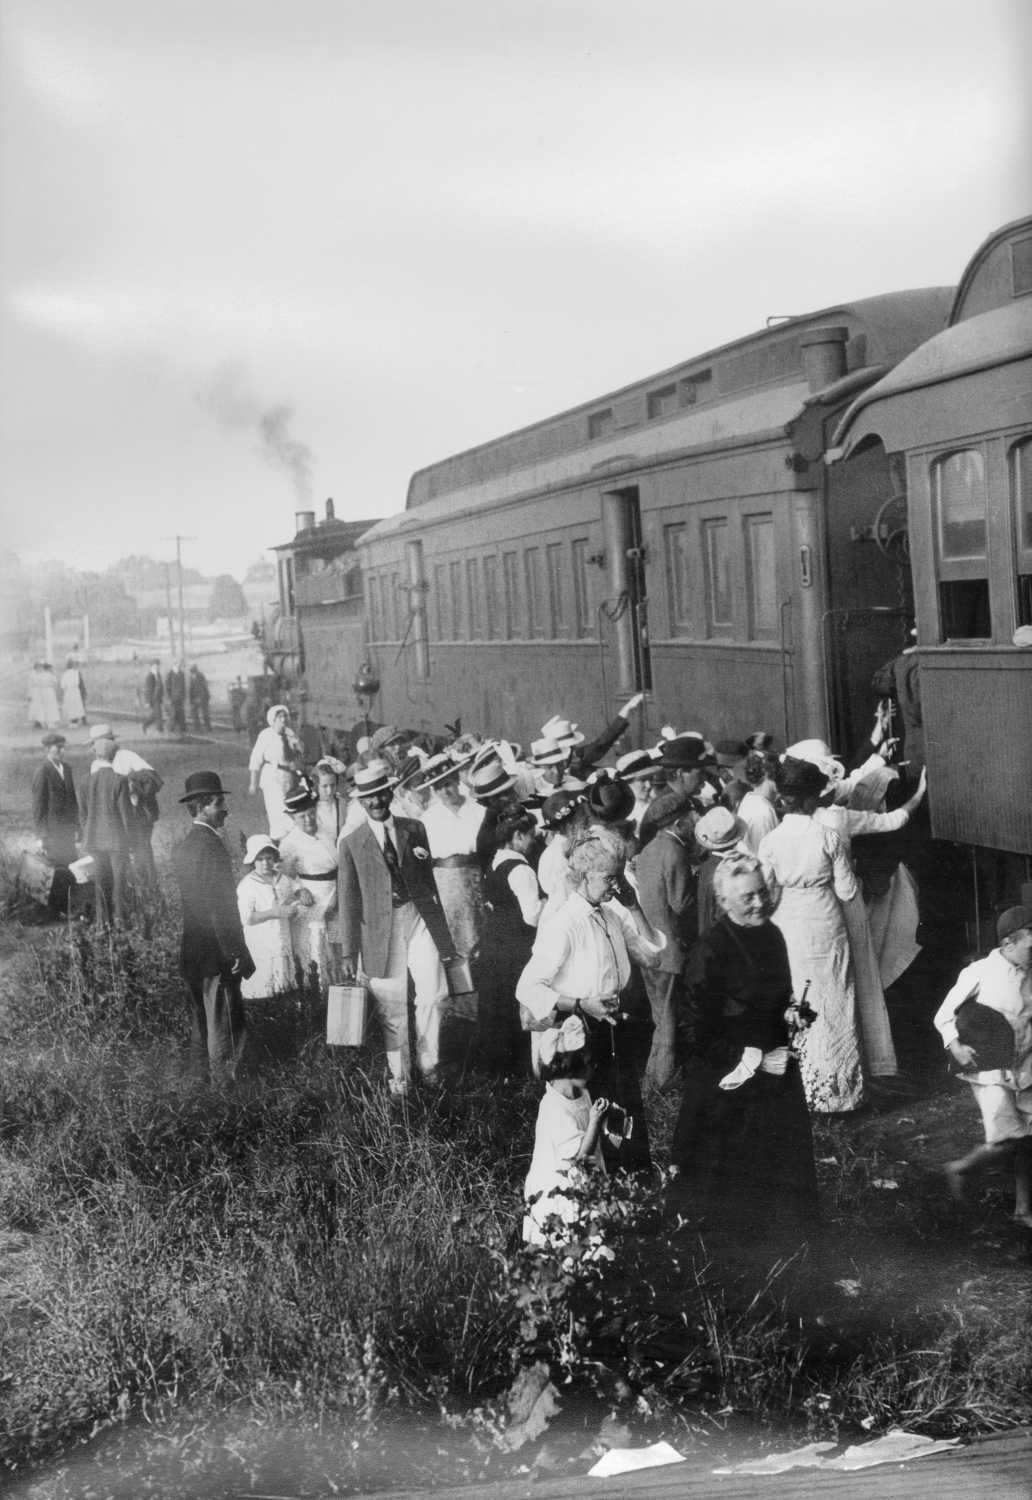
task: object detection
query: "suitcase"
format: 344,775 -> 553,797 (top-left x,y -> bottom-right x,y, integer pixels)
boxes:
326,983 -> 368,1047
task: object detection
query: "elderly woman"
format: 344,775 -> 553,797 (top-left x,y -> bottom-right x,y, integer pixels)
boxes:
670,854 -> 818,1239
248,704 -> 305,840
758,757 -> 863,1113
517,825 -> 665,1173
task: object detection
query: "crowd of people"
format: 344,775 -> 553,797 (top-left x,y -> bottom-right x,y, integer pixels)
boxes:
26,679 -> 1032,1246
27,659 -> 87,729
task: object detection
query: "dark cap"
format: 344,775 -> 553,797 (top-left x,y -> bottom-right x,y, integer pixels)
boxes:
179,770 -> 230,803
283,785 -> 317,814
658,734 -> 707,771
41,732 -> 66,748
997,905 -> 1032,943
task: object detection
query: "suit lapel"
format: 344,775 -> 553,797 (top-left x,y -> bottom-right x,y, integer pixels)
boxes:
393,817 -> 410,866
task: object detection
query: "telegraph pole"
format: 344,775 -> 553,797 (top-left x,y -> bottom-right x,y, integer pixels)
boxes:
163,534 -> 196,662
163,563 -> 176,657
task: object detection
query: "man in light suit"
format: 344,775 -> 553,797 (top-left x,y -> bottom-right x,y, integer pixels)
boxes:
334,759 -> 455,1094
171,770 -> 255,1083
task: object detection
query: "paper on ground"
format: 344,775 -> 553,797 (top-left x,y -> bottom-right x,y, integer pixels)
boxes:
588,1440 -> 685,1477
715,1428 -> 962,1475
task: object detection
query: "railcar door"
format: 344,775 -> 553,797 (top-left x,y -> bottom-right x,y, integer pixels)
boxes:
601,486 -> 653,696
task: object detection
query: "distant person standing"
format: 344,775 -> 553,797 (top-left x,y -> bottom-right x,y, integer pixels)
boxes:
229,677 -> 246,734
166,660 -> 188,736
142,659 -> 165,734
31,732 -> 80,917
189,664 -> 212,733
38,664 -> 61,729
172,771 -> 255,1082
60,657 -> 87,725
82,725 -> 132,927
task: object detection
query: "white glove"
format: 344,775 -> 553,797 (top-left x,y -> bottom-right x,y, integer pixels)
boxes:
717,1046 -> 762,1091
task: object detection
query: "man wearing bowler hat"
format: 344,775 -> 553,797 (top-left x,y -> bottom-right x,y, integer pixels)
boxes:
32,732 -> 80,917
333,759 -> 456,1094
172,771 -> 255,1083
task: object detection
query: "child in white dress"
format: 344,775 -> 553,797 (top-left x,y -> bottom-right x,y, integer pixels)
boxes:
523,1015 -> 609,1246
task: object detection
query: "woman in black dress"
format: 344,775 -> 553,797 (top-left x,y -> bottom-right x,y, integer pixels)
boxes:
670,853 -> 818,1241
476,810 -> 543,1075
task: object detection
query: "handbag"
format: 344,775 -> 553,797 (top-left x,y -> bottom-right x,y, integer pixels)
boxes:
326,983 -> 368,1047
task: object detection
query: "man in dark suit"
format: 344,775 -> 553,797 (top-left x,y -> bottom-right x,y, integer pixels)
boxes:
171,770 -> 255,1082
141,659 -> 165,734
334,759 -> 455,1094
31,732 -> 80,916
165,660 -> 187,736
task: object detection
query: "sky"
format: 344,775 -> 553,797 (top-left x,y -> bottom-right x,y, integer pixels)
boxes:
1,0 -> 1029,581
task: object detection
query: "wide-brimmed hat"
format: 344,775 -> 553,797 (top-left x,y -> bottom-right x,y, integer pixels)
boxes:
997,905 -> 1032,942
266,703 -> 291,726
530,736 -> 568,767
41,732 -> 66,748
420,750 -> 476,790
615,748 -> 659,781
395,747 -> 429,788
776,756 -> 829,799
586,778 -> 635,824
353,759 -> 398,799
88,723 -> 117,742
784,739 -> 845,784
540,715 -> 585,748
714,739 -> 746,768
243,834 -> 280,866
283,785 -> 317,814
695,806 -> 746,854
179,770 -> 230,803
469,761 -> 517,801
658,733 -> 707,770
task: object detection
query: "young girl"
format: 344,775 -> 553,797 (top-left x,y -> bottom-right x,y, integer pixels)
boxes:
523,1015 -> 609,1246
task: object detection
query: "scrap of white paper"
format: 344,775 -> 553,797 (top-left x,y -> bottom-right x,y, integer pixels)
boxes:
830,1429 -> 962,1469
588,1440 -> 686,1478
713,1441 -> 836,1475
714,1428 -> 962,1476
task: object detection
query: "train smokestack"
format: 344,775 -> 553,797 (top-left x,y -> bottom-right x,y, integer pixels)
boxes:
325,497 -> 335,522
295,510 -> 316,533
800,326 -> 849,392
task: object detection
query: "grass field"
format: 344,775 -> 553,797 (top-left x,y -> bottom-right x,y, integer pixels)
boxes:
1,724 -> 1029,1498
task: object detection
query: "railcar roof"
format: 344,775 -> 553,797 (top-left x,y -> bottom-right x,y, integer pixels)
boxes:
831,299 -> 1032,456
398,289 -> 950,520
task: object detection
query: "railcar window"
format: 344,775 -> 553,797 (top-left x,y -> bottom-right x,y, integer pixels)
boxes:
433,563 -> 450,640
934,451 -> 986,561
1012,440 -> 1032,625
744,514 -> 777,638
588,408 -> 614,440
572,538 -> 591,638
502,551 -> 520,638
647,385 -> 678,419
664,524 -> 692,636
466,558 -> 482,640
546,543 -> 566,636
368,574 -> 383,641
1012,236 -> 1032,297
449,560 -> 464,640
524,548 -> 544,637
389,572 -> 401,639
483,555 -> 500,639
933,450 -> 990,641
702,519 -> 733,635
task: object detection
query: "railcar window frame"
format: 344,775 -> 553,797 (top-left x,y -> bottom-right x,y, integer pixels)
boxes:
524,546 -> 544,639
466,557 -> 482,640
502,550 -> 521,639
483,554 -> 500,640
701,515 -> 734,638
571,537 -> 592,639
930,446 -> 991,643
663,521 -> 694,637
433,562 -> 450,641
546,542 -> 567,637
1011,437 -> 1032,627
743,511 -> 778,640
449,559 -> 464,641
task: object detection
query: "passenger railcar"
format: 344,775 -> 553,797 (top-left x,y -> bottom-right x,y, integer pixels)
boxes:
831,215 -> 1032,872
354,291 -> 952,753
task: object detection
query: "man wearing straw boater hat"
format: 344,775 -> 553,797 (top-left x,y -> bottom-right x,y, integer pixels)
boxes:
172,771 -> 255,1083
333,759 -> 457,1094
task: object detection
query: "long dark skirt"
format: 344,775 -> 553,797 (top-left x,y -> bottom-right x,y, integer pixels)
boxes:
671,1059 -> 817,1236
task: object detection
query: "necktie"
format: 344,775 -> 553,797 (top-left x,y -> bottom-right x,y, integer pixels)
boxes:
382,826 -> 399,874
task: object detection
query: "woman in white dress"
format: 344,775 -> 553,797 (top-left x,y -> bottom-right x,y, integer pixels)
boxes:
736,750 -> 780,854
60,657 -> 86,724
276,789 -> 337,987
247,704 -> 305,840
759,758 -> 864,1113
237,835 -> 307,999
